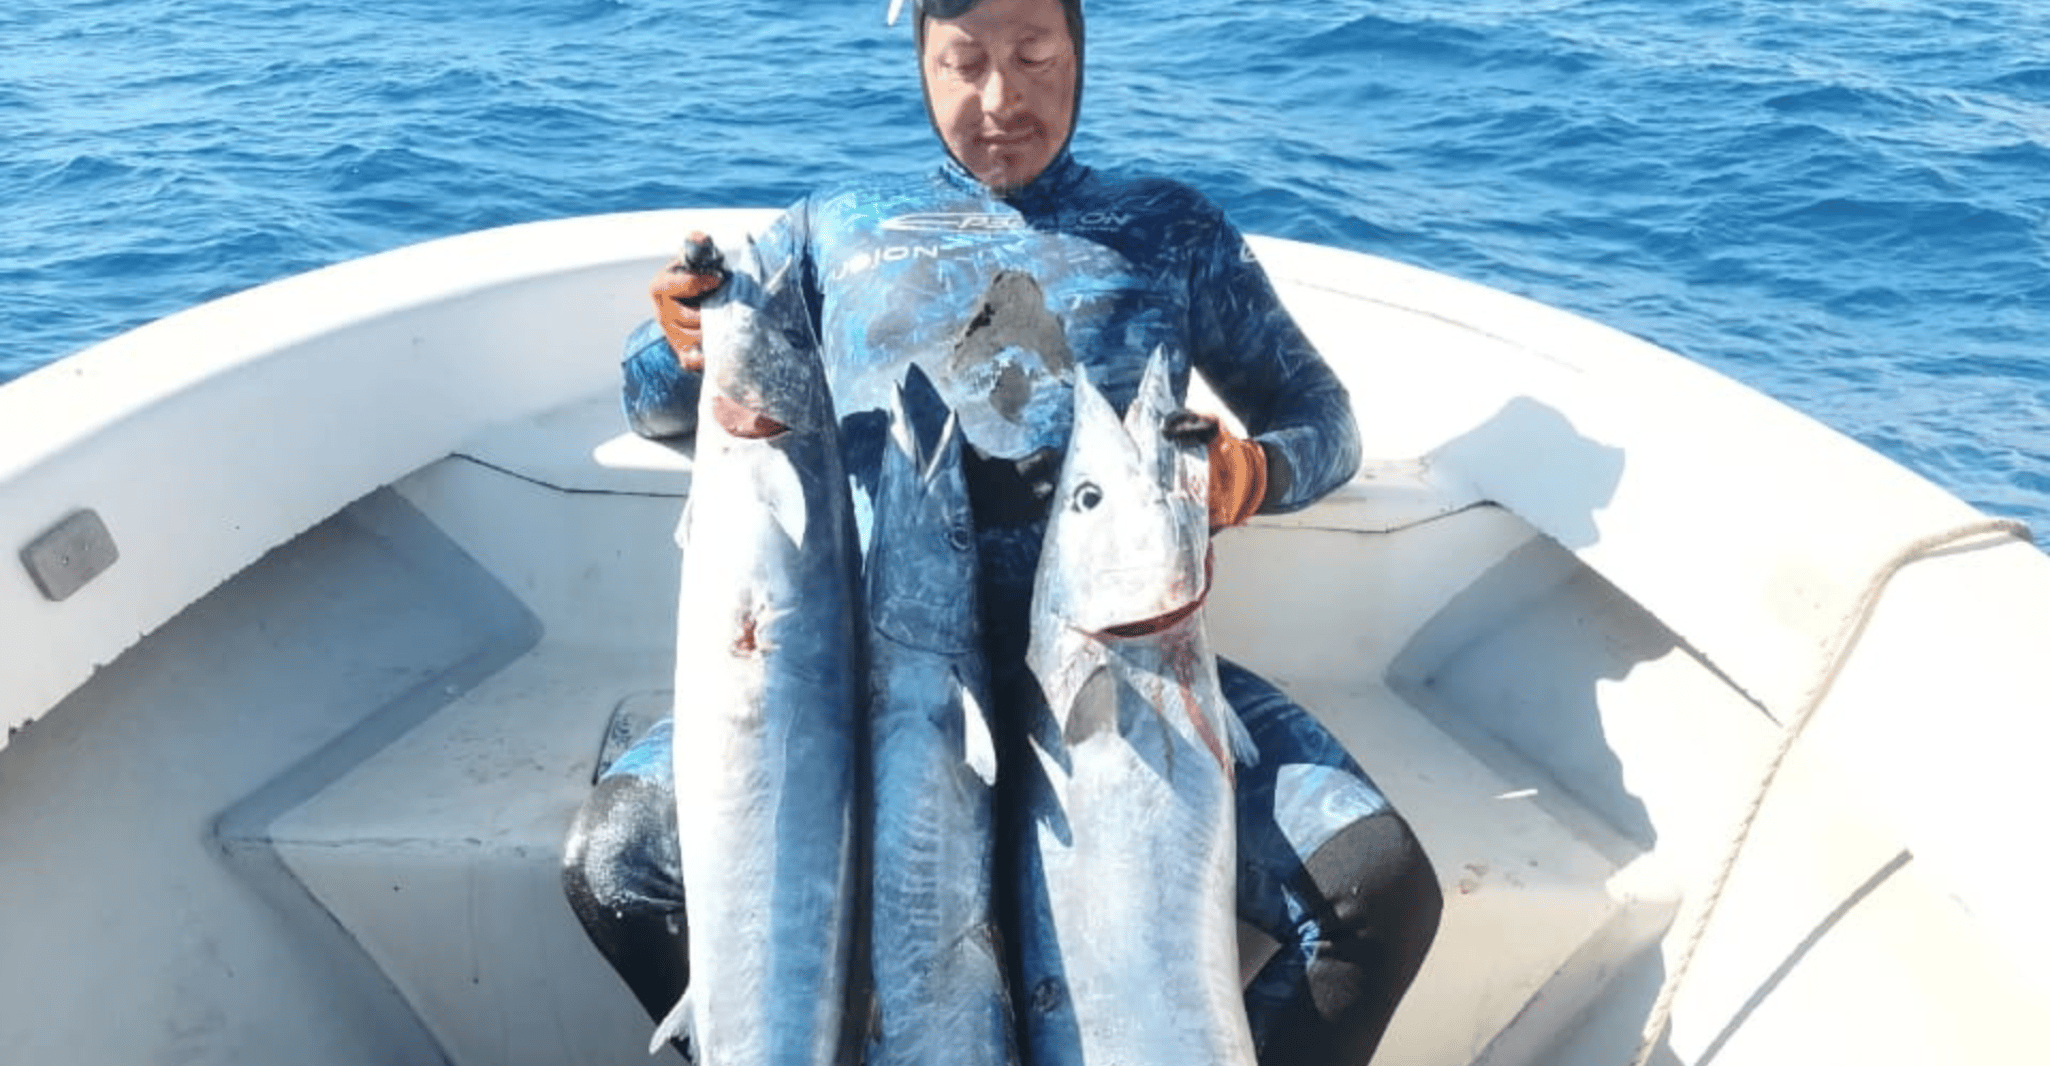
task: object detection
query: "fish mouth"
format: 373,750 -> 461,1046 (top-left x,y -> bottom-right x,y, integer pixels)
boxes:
1093,548 -> 1214,640
712,394 -> 790,439
1098,596 -> 1202,639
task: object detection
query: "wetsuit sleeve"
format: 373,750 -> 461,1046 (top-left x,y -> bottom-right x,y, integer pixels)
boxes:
1187,206 -> 1362,513
621,318 -> 701,439
618,202 -> 825,439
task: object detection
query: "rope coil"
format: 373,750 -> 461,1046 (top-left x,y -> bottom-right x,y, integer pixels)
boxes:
1629,516 -> 2033,1066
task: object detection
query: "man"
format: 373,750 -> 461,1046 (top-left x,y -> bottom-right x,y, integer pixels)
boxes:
562,0 -> 1442,1062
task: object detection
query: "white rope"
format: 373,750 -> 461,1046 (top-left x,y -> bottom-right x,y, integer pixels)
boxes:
1628,516 -> 2032,1066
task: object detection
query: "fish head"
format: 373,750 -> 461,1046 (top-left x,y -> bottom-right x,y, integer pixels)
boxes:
698,236 -> 832,446
869,363 -> 982,654
691,234 -> 841,556
1034,347 -> 1210,640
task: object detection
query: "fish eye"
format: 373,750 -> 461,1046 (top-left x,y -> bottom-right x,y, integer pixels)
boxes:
1073,481 -> 1103,511
947,524 -> 974,552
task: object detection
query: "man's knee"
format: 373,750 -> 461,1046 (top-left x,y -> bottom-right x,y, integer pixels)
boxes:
561,773 -> 682,921
1304,809 -> 1441,981
1250,811 -> 1440,1066
561,775 -> 623,918
561,773 -> 692,1024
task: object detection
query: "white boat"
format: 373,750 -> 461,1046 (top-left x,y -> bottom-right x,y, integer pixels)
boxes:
4,209 -> 2046,1066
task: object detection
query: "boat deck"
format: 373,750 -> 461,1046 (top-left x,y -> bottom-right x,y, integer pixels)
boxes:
11,376 -> 2047,1066
1,394 -> 1672,1066
229,572 -> 1670,1066
10,216 -> 2050,1066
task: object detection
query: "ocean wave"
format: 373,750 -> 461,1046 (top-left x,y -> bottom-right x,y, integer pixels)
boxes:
1758,196 -> 2036,255
1302,11 -> 1602,80
25,153 -> 142,192
1763,83 -> 1925,120
1971,138 -> 2050,172
314,144 -> 462,194
1980,65 -> 2050,97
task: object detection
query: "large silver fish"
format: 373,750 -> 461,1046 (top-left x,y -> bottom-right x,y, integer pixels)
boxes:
1014,347 -> 1260,1066
653,236 -> 865,1066
864,363 -> 1019,1066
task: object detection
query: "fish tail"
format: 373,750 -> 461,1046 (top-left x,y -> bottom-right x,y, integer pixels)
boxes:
647,987 -> 696,1058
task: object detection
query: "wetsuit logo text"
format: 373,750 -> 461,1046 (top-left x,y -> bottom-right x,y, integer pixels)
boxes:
829,243 -> 943,282
881,212 -> 1028,234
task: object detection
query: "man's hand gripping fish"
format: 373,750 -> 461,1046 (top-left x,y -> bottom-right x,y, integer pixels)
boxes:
654,235 -> 865,1066
1015,348 -> 1260,1066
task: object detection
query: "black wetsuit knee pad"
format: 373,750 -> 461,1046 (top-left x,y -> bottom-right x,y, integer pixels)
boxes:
1262,812 -> 1443,1066
560,773 -> 690,1023
1303,809 -> 1443,949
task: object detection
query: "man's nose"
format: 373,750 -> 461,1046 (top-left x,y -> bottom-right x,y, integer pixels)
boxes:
981,64 -> 1022,116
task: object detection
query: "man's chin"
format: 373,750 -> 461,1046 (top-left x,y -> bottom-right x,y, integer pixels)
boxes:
973,146 -> 1051,193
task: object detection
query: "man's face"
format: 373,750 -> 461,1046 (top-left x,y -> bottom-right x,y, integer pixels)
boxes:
922,0 -> 1077,193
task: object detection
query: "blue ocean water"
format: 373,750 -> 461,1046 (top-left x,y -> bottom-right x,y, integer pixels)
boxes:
4,0 -> 2046,538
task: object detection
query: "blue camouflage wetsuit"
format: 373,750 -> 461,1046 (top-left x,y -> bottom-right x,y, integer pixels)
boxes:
563,149 -> 1442,1066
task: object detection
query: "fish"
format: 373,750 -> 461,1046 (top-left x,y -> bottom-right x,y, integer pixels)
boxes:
863,363 -> 1019,1066
652,234 -> 866,1066
1012,346 -> 1260,1066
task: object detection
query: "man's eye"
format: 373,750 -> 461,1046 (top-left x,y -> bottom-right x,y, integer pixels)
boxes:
939,53 -> 986,79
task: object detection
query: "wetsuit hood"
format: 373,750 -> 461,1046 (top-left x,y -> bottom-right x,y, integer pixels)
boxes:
904,0 -> 1086,197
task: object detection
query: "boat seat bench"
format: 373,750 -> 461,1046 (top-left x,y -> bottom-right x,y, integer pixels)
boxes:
220,392 -> 1678,1066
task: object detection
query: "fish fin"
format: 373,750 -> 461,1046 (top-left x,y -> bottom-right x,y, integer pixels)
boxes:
891,362 -> 960,487
1029,620 -> 1108,743
1124,347 -> 1171,476
674,495 -> 695,549
959,670 -> 999,786
1061,665 -> 1120,749
899,361 -> 947,436
888,364 -> 929,467
1222,703 -> 1260,768
1125,345 -> 1177,439
926,410 -> 965,487
648,988 -> 697,1058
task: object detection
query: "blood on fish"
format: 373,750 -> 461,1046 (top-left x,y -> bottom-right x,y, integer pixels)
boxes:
713,394 -> 790,439
1101,549 -> 1216,640
734,614 -> 759,655
1100,597 -> 1204,639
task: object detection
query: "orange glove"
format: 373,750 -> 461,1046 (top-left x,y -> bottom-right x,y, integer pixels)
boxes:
648,232 -> 726,372
1162,410 -> 1269,530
